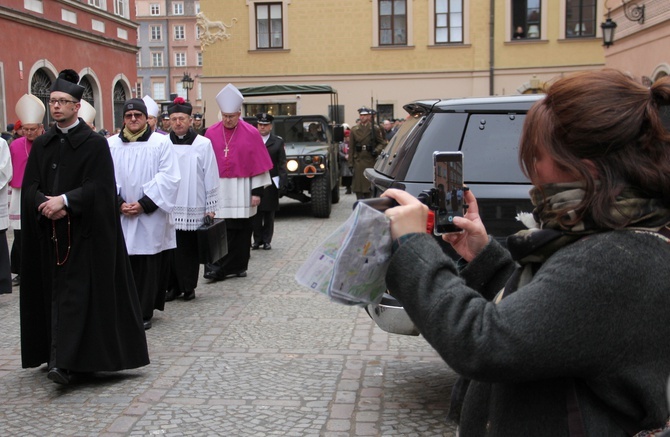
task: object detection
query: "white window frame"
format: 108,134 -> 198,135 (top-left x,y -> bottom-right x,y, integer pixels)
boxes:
246,0 -> 290,51
88,0 -> 105,9
174,25 -> 185,40
173,2 -> 184,15
150,3 -> 160,15
151,51 -> 164,67
429,0 -> 468,45
175,52 -> 186,67
372,0 -> 414,47
114,0 -> 128,18
197,52 -> 203,67
150,25 -> 162,41
153,82 -> 165,101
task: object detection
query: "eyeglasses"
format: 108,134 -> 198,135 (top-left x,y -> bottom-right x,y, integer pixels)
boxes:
48,98 -> 78,106
22,127 -> 40,133
124,112 -> 145,120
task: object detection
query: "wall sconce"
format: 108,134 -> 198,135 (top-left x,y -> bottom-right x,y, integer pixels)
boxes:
622,0 -> 645,24
600,9 -> 617,47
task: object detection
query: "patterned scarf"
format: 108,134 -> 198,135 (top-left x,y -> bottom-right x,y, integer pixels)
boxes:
502,182 -> 670,296
122,125 -> 148,142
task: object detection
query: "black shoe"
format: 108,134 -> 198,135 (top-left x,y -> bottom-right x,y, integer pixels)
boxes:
225,270 -> 246,278
251,242 -> 261,250
48,368 -> 71,385
143,319 -> 152,330
345,187 -> 352,194
263,243 -> 272,250
165,289 -> 182,302
11,276 -> 19,287
183,290 -> 195,301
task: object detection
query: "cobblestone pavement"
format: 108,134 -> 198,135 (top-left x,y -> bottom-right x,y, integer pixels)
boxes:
0,189 -> 458,436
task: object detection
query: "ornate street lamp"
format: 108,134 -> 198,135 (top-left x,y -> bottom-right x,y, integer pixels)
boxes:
601,14 -> 617,47
181,73 -> 194,102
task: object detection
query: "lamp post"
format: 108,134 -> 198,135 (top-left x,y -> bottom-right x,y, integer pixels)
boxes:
181,72 -> 194,102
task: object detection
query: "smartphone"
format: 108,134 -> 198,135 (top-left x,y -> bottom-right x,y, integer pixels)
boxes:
433,151 -> 465,235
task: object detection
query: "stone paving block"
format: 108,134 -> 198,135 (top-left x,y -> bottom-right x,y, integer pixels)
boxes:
0,195 -> 457,437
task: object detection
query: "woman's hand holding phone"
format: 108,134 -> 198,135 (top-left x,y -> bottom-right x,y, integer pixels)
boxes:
382,189 -> 430,241
443,189 -> 489,262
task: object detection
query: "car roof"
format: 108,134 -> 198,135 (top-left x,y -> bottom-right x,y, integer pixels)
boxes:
405,94 -> 544,115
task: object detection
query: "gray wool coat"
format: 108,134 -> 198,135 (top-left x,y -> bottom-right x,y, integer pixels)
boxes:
385,230 -> 670,436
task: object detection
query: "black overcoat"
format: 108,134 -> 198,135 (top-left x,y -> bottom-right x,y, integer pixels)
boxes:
258,134 -> 287,211
20,120 -> 149,372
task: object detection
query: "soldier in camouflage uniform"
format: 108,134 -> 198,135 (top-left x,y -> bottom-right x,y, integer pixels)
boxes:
347,107 -> 386,199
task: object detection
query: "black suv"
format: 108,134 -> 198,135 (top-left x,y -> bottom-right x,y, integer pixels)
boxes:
364,94 -> 544,335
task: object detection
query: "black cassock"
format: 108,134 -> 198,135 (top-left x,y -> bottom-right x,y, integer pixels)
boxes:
20,120 -> 149,372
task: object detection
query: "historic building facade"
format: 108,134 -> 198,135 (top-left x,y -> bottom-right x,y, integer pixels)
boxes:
135,0 -> 203,113
0,0 -> 138,132
195,0 -> 607,126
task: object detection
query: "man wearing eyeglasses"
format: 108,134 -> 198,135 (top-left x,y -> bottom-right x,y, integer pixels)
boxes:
108,98 -> 181,331
19,69 -> 150,385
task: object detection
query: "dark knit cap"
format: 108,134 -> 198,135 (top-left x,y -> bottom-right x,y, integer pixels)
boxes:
122,98 -> 148,117
50,69 -> 85,100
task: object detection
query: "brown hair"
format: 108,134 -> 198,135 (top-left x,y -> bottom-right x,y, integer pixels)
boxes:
519,69 -> 670,229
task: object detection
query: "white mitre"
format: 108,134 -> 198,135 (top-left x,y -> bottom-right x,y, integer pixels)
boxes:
15,94 -> 46,124
142,95 -> 160,118
78,99 -> 96,124
215,83 -> 243,113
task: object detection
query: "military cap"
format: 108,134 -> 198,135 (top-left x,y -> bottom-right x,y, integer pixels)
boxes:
256,113 -> 274,124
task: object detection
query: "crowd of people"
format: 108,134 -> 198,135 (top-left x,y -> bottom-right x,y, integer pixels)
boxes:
7,69 -> 280,385
6,67 -> 669,435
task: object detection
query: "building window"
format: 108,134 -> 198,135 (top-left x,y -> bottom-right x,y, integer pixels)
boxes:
196,25 -> 202,40
62,9 -> 77,24
173,2 -> 183,15
197,52 -> 203,66
136,53 -> 141,68
92,19 -> 105,33
150,25 -> 162,41
153,82 -> 165,101
150,3 -> 160,15
511,0 -> 541,39
565,0 -> 596,38
255,3 -> 283,49
174,25 -> 185,40
175,52 -> 186,67
195,1 -> 200,14
379,0 -> 407,45
435,0 -> 463,43
88,0 -> 105,9
24,0 -> 44,14
114,0 -> 128,18
151,52 -> 163,67
136,82 -> 143,98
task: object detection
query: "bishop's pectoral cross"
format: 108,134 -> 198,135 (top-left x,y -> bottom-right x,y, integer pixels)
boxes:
224,145 -> 229,157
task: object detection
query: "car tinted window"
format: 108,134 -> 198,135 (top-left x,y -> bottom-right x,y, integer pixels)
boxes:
373,115 -> 422,177
405,113 -> 468,182
461,113 -> 528,183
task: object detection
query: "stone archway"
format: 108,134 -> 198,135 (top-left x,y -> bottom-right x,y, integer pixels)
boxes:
113,82 -> 127,131
30,69 -> 53,127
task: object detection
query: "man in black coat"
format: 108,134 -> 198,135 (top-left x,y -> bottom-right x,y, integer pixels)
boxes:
251,113 -> 287,250
20,69 -> 149,385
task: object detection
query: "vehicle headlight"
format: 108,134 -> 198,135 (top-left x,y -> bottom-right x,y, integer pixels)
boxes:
287,159 -> 299,172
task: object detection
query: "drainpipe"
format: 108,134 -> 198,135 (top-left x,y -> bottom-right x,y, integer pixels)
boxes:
489,0 -> 495,95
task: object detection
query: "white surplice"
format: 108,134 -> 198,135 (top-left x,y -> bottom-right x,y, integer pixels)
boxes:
215,172 -> 271,219
108,132 -> 181,255
172,134 -> 219,231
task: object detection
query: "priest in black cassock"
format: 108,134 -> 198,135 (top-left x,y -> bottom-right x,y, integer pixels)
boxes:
19,69 -> 149,385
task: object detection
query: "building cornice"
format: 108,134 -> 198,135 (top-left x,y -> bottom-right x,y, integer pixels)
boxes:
0,5 -> 138,54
